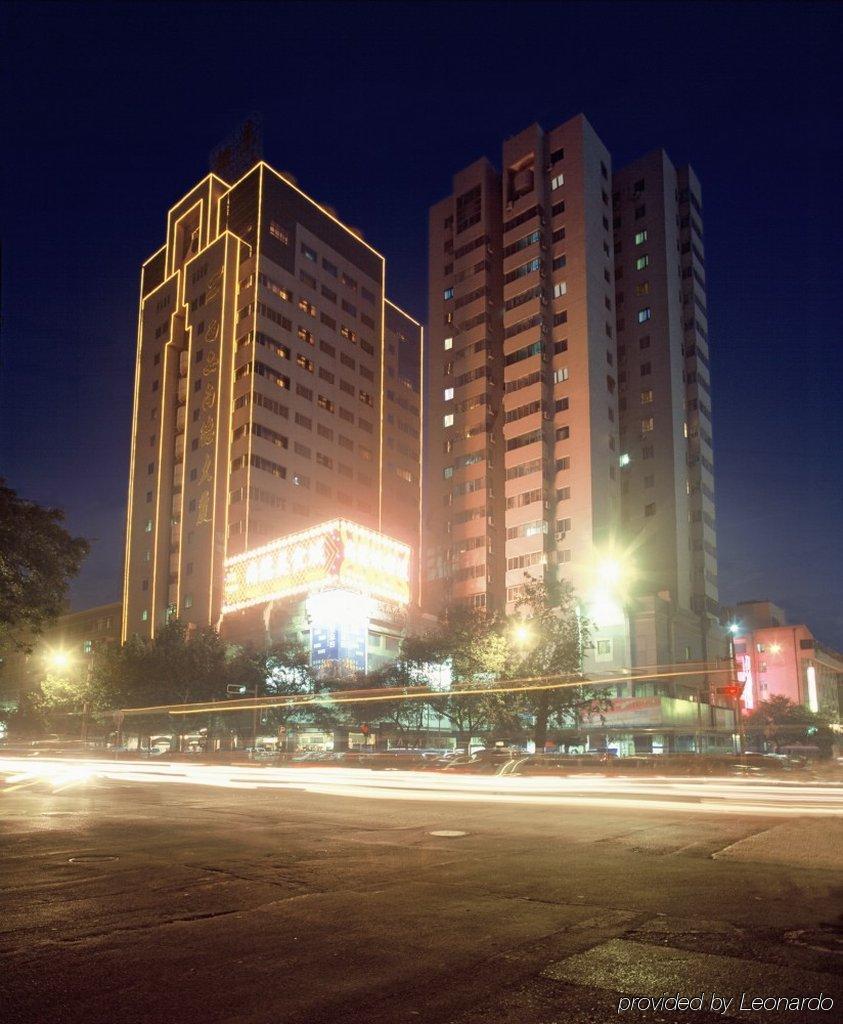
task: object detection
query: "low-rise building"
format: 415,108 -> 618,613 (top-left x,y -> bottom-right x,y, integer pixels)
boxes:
729,600 -> 842,720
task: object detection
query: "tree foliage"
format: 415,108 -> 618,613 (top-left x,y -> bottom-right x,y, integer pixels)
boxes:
0,481 -> 89,651
744,695 -> 834,757
402,605 -> 512,740
506,575 -> 610,748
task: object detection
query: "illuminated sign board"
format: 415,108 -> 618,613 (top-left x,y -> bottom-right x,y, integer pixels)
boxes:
221,519 -> 411,614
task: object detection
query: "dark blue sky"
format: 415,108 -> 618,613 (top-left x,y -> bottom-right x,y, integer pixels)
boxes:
2,2 -> 841,645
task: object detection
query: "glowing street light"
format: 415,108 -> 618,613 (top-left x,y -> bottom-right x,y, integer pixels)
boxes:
513,623 -> 533,649
728,623 -> 740,635
46,649 -> 72,672
596,557 -> 623,588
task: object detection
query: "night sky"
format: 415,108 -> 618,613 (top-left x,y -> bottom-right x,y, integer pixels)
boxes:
2,2 -> 841,645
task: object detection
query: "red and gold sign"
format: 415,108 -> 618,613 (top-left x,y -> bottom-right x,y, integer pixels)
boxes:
222,519 -> 411,613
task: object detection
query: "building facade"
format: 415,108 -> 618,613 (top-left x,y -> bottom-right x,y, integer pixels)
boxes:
427,116 -> 628,671
613,151 -> 720,667
123,163 -> 422,645
0,601 -> 122,710
426,114 -> 729,681
731,601 -> 842,719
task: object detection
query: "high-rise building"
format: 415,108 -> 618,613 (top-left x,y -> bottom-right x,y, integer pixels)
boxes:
427,117 -> 628,672
123,162 -> 422,646
613,152 -> 720,664
427,115 -> 726,677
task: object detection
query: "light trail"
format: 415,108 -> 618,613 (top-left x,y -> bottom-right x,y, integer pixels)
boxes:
117,666 -> 733,717
1,756 -> 841,818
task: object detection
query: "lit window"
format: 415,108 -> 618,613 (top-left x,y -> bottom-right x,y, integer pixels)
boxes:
550,174 -> 564,190
443,387 -> 454,401
638,307 -> 651,323
144,519 -> 153,533
641,389 -> 653,404
444,336 -> 453,350
443,287 -> 454,301
141,610 -> 149,622
553,281 -> 567,298
619,453 -> 630,467
443,413 -> 454,427
635,255 -> 649,270
553,367 -> 569,384
635,230 -> 648,245
642,417 -> 654,432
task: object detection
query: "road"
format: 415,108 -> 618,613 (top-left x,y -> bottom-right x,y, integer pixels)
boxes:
1,757 -> 841,1024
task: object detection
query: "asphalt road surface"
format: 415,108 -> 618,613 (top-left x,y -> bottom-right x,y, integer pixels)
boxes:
1,757 -> 841,1024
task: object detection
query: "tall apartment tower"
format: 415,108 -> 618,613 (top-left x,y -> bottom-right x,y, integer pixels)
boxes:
428,117 -> 628,670
613,152 -> 720,662
123,162 -> 422,641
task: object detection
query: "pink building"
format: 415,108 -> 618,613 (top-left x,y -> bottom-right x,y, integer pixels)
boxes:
730,601 -> 842,719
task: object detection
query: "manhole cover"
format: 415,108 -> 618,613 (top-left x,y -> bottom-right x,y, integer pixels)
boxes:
68,855 -> 119,864
429,830 -> 468,838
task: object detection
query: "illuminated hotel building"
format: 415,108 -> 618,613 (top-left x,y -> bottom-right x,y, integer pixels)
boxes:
613,152 -> 722,665
123,162 -> 422,662
427,116 -> 628,671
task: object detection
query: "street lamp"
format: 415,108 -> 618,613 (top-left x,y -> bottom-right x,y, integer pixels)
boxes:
513,623 -> 533,649
46,649 -> 72,672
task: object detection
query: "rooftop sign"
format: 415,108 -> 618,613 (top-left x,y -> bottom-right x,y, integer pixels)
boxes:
221,519 -> 411,614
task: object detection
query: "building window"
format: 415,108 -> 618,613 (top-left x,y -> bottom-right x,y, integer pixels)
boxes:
638,307 -> 652,323
141,610 -> 148,622
645,503 -> 656,516
444,336 -> 453,350
550,173 -> 564,190
443,413 -> 454,427
642,417 -> 654,432
641,389 -> 653,404
635,255 -> 649,270
635,230 -> 648,245
619,453 -> 630,467
443,287 -> 454,301
184,595 -> 193,609
443,387 -> 454,401
144,519 -> 153,532
553,281 -> 567,298
553,367 -> 569,384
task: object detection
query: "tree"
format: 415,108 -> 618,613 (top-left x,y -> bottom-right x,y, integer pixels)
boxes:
507,575 -> 610,749
402,606 -> 512,745
87,620 -> 231,746
744,695 -> 834,758
0,481 -> 89,651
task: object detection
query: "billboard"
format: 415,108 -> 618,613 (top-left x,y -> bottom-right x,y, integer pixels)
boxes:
221,519 -> 411,614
